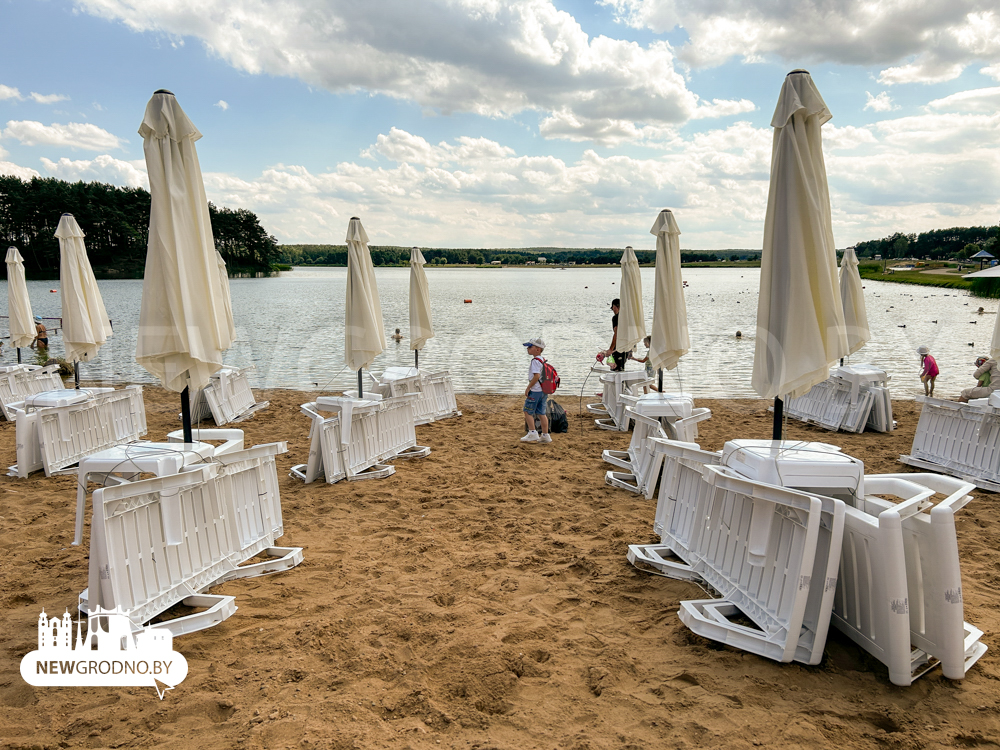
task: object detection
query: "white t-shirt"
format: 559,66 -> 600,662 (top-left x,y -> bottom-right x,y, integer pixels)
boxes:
528,357 -> 544,392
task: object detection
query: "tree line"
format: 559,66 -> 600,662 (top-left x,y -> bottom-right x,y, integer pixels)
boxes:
855,225 -> 1000,261
278,244 -> 760,266
0,176 -> 280,278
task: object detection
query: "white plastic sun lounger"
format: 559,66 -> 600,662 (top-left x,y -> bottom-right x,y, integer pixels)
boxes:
290,395 -> 430,484
0,364 -> 65,420
205,441 -> 303,585
587,370 -> 652,430
677,464 -> 846,665
189,365 -> 269,425
900,394 -> 1000,491
627,437 -> 721,581
603,408 -> 669,494
8,386 -> 147,478
603,395 -> 712,495
81,441 -> 302,635
376,367 -> 461,424
83,465 -> 238,635
832,473 -> 986,685
783,364 -> 893,433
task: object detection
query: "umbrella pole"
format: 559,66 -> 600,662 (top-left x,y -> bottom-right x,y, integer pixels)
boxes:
415,349 -> 419,369
16,348 -> 21,364
74,362 -> 80,390
181,387 -> 193,443
657,368 -> 663,393
357,369 -> 363,398
772,397 -> 784,440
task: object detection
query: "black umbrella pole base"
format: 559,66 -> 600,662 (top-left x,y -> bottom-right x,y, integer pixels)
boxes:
181,387 -> 193,443
772,397 -> 784,441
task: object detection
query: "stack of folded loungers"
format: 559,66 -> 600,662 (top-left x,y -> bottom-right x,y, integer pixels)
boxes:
626,437 -> 986,686
782,364 -> 894,433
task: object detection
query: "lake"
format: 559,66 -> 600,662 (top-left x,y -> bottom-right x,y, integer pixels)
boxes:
4,266 -> 991,399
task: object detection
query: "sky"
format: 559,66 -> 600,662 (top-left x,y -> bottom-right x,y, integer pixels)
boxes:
1,0 -> 999,251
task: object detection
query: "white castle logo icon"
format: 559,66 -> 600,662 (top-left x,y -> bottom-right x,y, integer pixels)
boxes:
37,607 -> 174,653
21,607 -> 188,699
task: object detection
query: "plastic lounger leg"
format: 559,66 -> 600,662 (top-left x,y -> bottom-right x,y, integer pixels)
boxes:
395,445 -> 431,460
210,547 -> 304,586
626,544 -> 703,581
155,594 -> 238,637
605,470 -> 641,493
347,463 -> 395,481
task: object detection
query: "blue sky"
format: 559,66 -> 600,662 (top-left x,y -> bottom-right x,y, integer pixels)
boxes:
2,0 -> 999,250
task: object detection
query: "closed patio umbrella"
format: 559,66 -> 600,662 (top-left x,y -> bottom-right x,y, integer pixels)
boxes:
137,89 -> 234,441
648,209 -> 690,389
616,245 -> 646,358
344,217 -> 385,394
409,246 -> 434,367
56,213 -> 113,387
752,70 -> 848,438
6,246 -> 35,361
839,247 -> 870,357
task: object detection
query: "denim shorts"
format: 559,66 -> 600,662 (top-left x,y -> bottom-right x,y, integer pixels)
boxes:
523,390 -> 547,415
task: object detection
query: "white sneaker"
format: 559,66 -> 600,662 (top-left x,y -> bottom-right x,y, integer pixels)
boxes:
521,431 -> 540,443
539,433 -> 552,443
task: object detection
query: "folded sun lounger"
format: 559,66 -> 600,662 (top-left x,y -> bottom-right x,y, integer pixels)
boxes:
188,365 -> 269,425
8,386 -> 147,478
290,394 -> 430,484
80,440 -> 302,636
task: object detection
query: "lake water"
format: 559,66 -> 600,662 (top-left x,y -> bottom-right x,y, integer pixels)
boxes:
4,266 -> 992,399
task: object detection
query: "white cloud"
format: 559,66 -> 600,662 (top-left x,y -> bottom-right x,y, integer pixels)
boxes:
877,62 -> 965,85
0,161 -> 41,180
982,63 -> 1000,80
864,91 -> 897,113
73,0 -> 744,144
927,86 -> 1000,112
29,92 -> 69,104
2,120 -> 124,151
602,1 -> 1000,84
0,84 -> 23,101
40,155 -> 148,187
215,99 -> 229,110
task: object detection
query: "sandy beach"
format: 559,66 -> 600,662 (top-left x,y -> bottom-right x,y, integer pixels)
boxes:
1,388 -> 998,750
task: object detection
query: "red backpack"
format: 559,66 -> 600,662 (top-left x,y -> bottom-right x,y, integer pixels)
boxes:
534,357 -> 560,395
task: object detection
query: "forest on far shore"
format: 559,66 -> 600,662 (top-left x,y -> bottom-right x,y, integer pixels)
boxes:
0,176 -> 280,279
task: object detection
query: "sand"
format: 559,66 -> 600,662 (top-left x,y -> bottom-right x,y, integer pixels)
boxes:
1,389 -> 999,750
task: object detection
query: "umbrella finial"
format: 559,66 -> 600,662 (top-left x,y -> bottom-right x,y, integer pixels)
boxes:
61,213 -> 73,217
625,246 -> 633,251
350,216 -> 360,221
787,69 -> 809,75
153,89 -> 175,96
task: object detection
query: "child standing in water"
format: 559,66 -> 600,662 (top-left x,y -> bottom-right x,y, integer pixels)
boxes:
917,345 -> 938,397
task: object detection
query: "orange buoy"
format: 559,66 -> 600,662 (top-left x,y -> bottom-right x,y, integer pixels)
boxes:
464,299 -> 472,304
50,289 -> 57,293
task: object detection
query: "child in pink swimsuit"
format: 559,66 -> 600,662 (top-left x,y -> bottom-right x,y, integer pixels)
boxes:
917,345 -> 938,397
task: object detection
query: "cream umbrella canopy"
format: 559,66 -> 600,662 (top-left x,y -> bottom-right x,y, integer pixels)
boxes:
56,214 -> 113,386
616,246 -> 646,359
344,217 -> 385,392
839,247 -> 871,357
752,70 -> 848,437
648,209 -> 690,384
6,246 -> 35,359
409,247 -> 434,366
137,90 -> 234,440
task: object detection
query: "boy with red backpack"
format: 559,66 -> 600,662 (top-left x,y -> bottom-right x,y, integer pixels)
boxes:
522,337 -> 554,443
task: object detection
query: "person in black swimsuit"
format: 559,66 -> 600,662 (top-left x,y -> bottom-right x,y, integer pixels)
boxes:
32,317 -> 48,349
603,298 -> 627,371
